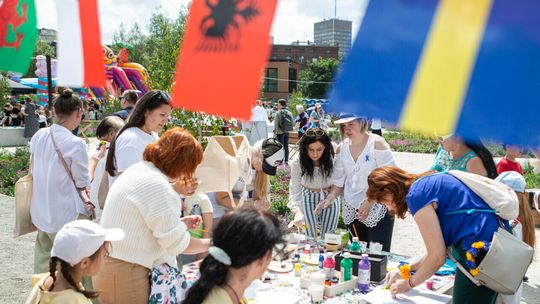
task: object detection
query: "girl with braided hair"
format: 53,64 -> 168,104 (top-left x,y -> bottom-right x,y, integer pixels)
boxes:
183,208 -> 285,304
25,220 -> 124,304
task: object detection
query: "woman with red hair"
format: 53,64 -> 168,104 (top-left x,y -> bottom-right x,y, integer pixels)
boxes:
95,127 -> 210,303
365,166 -> 518,303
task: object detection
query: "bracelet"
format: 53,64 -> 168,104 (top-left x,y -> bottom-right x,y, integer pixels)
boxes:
408,278 -> 414,289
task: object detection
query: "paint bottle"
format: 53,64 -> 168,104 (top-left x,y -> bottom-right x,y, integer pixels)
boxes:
340,252 -> 353,282
318,253 -> 325,268
304,244 -> 312,254
323,252 -> 335,280
294,263 -> 302,277
358,254 -> 371,292
349,237 -> 361,253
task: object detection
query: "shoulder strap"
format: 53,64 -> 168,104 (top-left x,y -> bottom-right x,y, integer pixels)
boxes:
446,248 -> 482,286
445,209 -> 496,216
50,128 -> 76,184
50,128 -> 95,219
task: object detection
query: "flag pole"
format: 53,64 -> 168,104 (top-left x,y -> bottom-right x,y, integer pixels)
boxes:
46,55 -> 53,109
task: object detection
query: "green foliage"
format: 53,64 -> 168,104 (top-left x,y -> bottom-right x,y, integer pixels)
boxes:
112,8 -> 188,91
298,57 -> 340,99
383,131 -> 439,154
270,166 -> 291,217
523,162 -> 540,189
167,109 -> 228,141
287,91 -> 304,118
26,39 -> 56,78
0,72 -> 10,104
0,147 -> 30,196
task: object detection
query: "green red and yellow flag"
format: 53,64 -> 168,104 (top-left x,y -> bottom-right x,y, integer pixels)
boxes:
0,0 -> 38,74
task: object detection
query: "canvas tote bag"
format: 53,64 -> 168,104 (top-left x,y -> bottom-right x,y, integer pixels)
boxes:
13,154 -> 37,237
194,135 -> 251,200
448,170 -> 519,220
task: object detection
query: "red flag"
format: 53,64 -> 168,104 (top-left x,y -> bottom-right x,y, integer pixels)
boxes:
172,0 -> 278,120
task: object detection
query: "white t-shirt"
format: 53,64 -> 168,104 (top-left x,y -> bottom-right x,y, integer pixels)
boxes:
251,105 -> 268,122
30,125 -> 90,233
110,127 -> 158,183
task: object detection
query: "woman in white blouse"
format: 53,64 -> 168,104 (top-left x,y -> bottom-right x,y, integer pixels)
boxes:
105,90 -> 172,180
288,128 -> 340,238
318,113 -> 396,251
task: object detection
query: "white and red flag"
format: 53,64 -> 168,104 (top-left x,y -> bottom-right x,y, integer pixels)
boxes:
56,0 -> 105,87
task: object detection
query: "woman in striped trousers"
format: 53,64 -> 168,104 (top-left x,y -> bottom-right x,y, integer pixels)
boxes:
288,128 -> 340,239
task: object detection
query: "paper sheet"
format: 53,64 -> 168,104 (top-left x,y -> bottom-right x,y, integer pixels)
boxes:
362,285 -> 451,304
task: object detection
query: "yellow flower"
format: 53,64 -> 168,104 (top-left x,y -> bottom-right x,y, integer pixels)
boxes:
466,252 -> 475,262
472,242 -> 485,249
470,269 -> 479,276
399,264 -> 412,279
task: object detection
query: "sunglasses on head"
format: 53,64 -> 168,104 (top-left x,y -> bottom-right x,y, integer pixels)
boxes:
305,128 -> 325,137
152,90 -> 171,101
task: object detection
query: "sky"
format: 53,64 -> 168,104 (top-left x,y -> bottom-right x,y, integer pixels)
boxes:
35,0 -> 369,45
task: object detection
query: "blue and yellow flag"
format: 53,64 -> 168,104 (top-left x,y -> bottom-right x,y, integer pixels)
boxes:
329,0 -> 540,147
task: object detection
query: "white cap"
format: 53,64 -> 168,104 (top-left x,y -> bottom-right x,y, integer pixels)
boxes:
51,220 -> 124,266
495,171 -> 526,193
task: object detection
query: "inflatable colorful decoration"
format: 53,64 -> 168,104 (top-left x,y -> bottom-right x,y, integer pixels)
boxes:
34,55 -> 58,105
87,44 -> 151,99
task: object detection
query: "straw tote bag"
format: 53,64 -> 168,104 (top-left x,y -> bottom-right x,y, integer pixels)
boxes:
13,153 -> 36,237
194,135 -> 252,198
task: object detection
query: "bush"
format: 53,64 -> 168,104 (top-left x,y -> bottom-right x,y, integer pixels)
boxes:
0,147 -> 30,196
383,131 -> 439,153
523,162 -> 540,189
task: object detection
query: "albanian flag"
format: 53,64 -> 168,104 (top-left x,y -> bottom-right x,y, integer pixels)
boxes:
172,0 -> 278,120
0,0 -> 38,74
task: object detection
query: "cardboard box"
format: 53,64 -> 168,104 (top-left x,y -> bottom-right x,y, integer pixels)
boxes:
300,271 -> 358,298
324,230 -> 349,245
334,251 -> 387,283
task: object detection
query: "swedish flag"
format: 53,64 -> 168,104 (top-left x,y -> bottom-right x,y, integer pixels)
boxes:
329,0 -> 540,147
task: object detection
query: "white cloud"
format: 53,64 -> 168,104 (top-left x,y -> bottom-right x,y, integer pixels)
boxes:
36,0 -> 369,44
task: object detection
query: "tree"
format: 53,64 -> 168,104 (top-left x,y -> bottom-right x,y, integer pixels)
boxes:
112,8 -> 187,91
0,72 -> 10,104
298,57 -> 340,99
25,39 -> 56,78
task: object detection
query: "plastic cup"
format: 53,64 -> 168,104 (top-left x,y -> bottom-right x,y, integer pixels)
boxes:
310,272 -> 326,286
309,285 -> 324,303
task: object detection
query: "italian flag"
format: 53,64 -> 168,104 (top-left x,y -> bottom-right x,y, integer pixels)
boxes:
56,0 -> 105,87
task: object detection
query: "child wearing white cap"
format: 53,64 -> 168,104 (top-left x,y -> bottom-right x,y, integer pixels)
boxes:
25,220 -> 124,304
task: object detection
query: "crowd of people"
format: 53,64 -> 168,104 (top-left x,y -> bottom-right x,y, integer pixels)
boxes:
22,89 -> 537,304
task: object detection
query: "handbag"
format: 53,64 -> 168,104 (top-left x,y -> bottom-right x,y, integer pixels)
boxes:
13,153 -> 37,237
149,263 -> 188,304
50,129 -> 96,220
447,220 -> 533,294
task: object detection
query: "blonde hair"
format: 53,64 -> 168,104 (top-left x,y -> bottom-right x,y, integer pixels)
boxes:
252,141 -> 270,200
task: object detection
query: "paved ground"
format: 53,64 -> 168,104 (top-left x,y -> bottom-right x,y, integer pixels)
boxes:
1,150 -> 539,303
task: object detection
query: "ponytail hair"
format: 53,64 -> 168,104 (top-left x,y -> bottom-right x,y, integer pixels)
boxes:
464,140 -> 497,179
183,208 -> 285,304
517,192 -> 536,251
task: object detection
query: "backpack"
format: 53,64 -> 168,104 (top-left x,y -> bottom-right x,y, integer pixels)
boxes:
280,109 -> 294,132
448,170 -> 519,220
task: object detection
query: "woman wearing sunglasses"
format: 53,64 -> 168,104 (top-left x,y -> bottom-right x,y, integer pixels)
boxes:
105,91 -> 178,183
288,127 -> 340,238
319,113 -> 396,251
